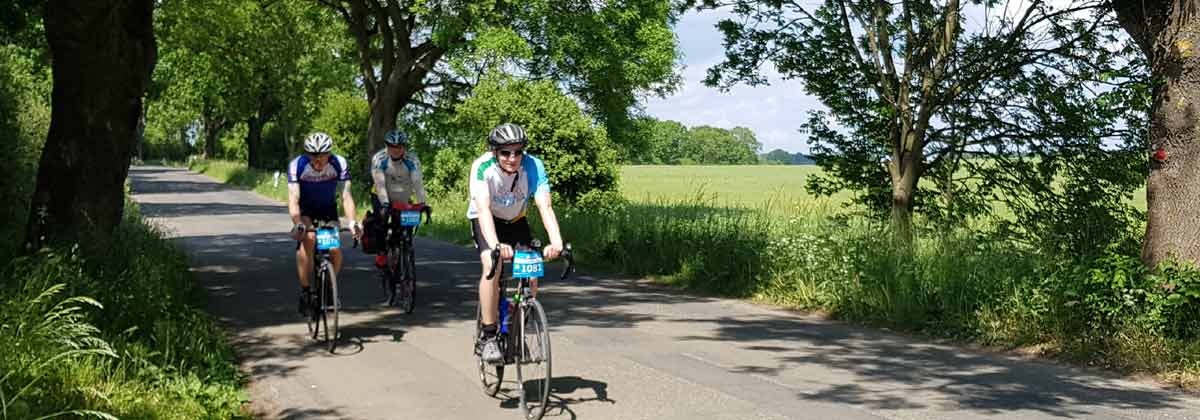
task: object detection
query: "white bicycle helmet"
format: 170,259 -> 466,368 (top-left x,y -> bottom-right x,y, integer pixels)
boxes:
488,123 -> 528,148
304,132 -> 334,153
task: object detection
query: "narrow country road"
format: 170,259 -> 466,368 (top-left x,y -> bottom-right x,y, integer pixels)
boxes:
129,166 -> 1200,420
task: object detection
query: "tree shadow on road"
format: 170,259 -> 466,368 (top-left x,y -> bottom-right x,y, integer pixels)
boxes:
672,314 -> 1194,417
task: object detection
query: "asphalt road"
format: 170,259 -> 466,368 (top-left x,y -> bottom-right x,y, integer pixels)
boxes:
128,166 -> 1200,420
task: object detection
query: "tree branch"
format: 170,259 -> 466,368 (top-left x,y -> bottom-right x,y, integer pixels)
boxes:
368,0 -> 396,83
344,0 -> 378,100
839,0 -> 888,104
315,0 -> 353,27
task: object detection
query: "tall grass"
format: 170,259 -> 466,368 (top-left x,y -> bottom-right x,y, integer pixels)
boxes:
190,158 -> 290,203
0,204 -> 248,419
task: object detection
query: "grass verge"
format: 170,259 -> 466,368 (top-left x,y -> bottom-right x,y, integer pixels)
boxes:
0,202 -> 247,419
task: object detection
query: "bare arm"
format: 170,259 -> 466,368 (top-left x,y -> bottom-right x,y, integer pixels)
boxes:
288,183 -> 302,225
340,181 -> 358,224
474,193 -> 500,250
533,191 -> 563,249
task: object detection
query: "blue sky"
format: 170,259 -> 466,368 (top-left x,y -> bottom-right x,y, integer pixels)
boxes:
642,9 -> 826,154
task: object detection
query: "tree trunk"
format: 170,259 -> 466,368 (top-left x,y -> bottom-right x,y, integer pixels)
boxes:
204,126 -> 218,158
888,128 -> 923,246
201,100 -> 225,158
246,116 -> 262,169
890,166 -> 918,246
1114,0 -> 1200,266
364,79 -> 409,174
25,0 -> 156,252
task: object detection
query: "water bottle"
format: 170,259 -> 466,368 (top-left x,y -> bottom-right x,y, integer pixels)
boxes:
498,296 -> 510,334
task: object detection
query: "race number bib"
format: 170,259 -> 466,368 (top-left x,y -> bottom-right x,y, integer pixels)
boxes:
316,227 -> 341,251
399,210 -> 422,227
512,250 -> 544,279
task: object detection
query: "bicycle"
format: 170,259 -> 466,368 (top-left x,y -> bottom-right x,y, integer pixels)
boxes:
474,239 -> 575,420
299,220 -> 355,353
378,204 -> 432,313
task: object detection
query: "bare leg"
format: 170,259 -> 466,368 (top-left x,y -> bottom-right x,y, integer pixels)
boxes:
479,250 -> 502,325
296,216 -> 315,288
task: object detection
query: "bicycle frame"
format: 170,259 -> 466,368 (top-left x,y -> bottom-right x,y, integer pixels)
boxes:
485,240 -> 575,332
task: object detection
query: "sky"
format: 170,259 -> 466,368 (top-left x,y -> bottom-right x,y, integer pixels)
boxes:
642,8 -> 825,155
641,0 -> 1081,155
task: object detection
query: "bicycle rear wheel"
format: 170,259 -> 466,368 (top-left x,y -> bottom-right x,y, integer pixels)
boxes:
322,263 -> 339,353
475,302 -> 504,397
516,299 -> 551,420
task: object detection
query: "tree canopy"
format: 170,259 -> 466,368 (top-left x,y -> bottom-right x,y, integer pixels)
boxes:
687,0 -> 1147,253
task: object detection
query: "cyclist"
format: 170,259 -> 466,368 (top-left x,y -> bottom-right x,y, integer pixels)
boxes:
468,123 -> 564,364
368,129 -> 429,271
288,132 -> 361,315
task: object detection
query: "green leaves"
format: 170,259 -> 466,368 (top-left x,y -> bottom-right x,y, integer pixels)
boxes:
149,0 -> 356,162
692,0 -> 1146,257
433,74 -> 619,202
630,117 -> 761,164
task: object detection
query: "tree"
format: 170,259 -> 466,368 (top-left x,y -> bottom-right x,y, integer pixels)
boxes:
428,74 -> 619,201
764,148 -> 793,164
689,0 -> 1142,245
0,0 -> 43,48
153,0 -> 356,167
730,126 -> 762,158
25,0 -> 156,252
634,116 -> 688,164
315,0 -> 679,170
521,1 -> 681,159
684,126 -> 759,164
1113,0 -> 1200,266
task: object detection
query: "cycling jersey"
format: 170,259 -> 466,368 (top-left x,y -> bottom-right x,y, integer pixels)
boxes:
287,154 -> 350,217
370,149 -> 427,206
466,152 -> 549,222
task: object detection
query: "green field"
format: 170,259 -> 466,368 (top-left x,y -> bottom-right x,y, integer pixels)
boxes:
619,165 -> 850,215
621,164 -> 1149,212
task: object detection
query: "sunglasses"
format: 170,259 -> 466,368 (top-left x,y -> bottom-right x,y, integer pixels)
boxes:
496,149 -> 525,159
307,152 -> 331,160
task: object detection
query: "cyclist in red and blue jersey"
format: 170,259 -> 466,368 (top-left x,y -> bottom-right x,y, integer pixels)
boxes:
288,132 -> 362,315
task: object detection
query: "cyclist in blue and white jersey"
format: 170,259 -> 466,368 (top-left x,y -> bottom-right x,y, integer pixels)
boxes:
368,129 -> 429,269
468,123 -> 565,363
288,132 -> 362,315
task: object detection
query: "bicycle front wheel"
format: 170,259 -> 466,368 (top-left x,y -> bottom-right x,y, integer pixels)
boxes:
475,301 -> 504,397
386,246 -> 400,306
516,298 -> 551,420
323,263 -> 339,353
398,245 -> 416,314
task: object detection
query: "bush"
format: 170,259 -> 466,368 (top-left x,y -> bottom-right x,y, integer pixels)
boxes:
0,206 -> 247,419
569,189 -> 628,218
425,146 -> 477,196
313,90 -> 370,169
0,43 -> 50,260
447,75 -> 620,203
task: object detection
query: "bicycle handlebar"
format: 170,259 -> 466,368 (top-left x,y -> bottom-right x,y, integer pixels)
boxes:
486,242 -> 574,281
